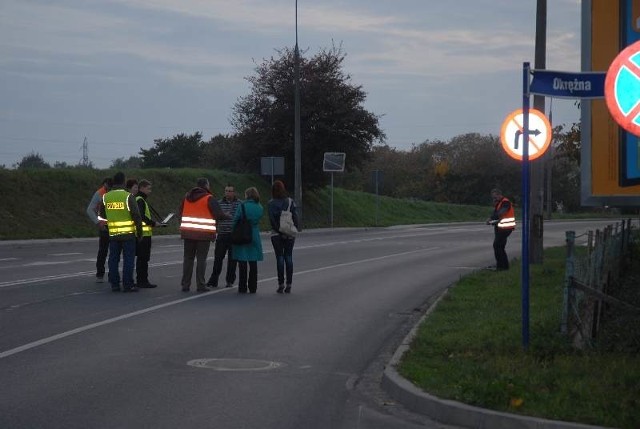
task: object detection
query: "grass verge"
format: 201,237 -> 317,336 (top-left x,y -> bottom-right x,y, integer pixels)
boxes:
398,246 -> 640,429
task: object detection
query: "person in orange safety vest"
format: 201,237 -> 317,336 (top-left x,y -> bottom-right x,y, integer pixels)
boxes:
178,177 -> 230,292
486,188 -> 516,271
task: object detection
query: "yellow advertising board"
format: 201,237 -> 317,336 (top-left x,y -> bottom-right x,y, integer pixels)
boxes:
582,0 -> 640,206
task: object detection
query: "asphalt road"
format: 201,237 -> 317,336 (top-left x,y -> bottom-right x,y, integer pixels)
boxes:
0,220 -> 619,429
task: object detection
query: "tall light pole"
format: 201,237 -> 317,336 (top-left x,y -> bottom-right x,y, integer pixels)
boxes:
294,0 -> 303,225
530,0 -> 547,264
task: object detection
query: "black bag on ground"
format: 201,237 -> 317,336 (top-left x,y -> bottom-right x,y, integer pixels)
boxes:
231,203 -> 252,245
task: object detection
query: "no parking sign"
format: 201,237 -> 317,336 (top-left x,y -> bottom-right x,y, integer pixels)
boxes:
605,40 -> 640,136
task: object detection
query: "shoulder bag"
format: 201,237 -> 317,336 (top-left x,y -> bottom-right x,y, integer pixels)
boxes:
279,198 -> 298,238
231,203 -> 252,245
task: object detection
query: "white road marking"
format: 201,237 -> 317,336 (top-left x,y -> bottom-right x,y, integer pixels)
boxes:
0,231 -> 447,288
50,253 -> 83,256
0,246 -> 440,360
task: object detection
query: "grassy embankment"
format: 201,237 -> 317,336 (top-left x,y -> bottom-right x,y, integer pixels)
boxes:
399,245 -> 640,429
0,168 -> 490,240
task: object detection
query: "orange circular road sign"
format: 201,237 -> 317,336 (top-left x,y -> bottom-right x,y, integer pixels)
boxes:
500,108 -> 551,161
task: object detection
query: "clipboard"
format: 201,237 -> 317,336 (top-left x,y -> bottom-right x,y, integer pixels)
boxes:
161,213 -> 174,224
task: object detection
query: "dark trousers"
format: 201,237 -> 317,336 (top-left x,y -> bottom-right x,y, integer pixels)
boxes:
208,234 -> 237,286
108,238 -> 136,287
493,228 -> 513,270
270,235 -> 295,285
136,236 -> 152,284
238,261 -> 258,293
96,228 -> 110,277
181,239 -> 211,289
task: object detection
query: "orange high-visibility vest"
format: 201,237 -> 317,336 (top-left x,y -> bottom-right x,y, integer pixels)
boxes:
495,197 -> 516,230
180,196 -> 216,240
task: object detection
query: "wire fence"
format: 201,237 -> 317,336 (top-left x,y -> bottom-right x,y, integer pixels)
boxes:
562,219 -> 640,349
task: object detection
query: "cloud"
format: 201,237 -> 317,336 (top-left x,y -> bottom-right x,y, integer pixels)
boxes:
1,0 -> 580,90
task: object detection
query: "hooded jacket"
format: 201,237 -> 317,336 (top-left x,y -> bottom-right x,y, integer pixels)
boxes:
178,187 -> 229,241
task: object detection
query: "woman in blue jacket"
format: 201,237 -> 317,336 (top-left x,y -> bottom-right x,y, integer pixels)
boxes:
232,187 -> 264,293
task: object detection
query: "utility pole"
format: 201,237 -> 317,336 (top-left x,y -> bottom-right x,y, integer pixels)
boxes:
530,0 -> 547,264
294,0 -> 303,226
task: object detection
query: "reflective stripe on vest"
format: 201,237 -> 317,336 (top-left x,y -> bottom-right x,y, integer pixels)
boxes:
136,195 -> 153,237
103,190 -> 136,236
499,217 -> 516,228
180,196 -> 217,235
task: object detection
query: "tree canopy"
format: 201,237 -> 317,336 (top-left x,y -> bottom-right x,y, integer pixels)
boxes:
139,132 -> 205,168
231,45 -> 385,189
16,152 -> 50,169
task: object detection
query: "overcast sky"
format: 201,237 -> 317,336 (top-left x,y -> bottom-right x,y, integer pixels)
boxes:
0,0 -> 582,168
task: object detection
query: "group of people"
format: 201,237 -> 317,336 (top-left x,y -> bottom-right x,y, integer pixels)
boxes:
178,178 -> 299,294
86,172 -> 162,292
87,173 -> 300,295
89,172 -> 510,293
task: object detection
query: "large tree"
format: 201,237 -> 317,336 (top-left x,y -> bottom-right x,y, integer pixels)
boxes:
16,152 -> 50,169
139,132 -> 205,168
231,45 -> 385,189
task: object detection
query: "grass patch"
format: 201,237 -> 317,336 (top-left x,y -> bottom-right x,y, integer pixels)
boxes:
1,169 -> 491,240
398,247 -> 640,429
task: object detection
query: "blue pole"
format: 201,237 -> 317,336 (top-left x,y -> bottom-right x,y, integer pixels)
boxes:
522,62 -> 531,350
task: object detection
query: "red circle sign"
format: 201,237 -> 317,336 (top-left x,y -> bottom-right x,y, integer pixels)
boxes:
499,108 -> 551,161
605,40 -> 640,136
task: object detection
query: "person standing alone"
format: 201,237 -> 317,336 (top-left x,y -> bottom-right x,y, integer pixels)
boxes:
86,177 -> 112,283
178,178 -> 229,292
207,184 -> 240,288
102,172 -> 143,292
486,188 -> 516,271
135,179 -> 159,288
268,180 -> 299,293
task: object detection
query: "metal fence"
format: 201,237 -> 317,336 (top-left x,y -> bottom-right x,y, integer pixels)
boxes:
562,219 -> 638,349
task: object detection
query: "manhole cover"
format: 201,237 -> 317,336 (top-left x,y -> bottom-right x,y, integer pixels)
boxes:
187,358 -> 284,371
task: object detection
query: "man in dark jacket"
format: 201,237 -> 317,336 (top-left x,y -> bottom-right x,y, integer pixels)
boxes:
486,188 -> 516,271
178,178 -> 230,292
135,179 -> 159,288
207,183 -> 240,288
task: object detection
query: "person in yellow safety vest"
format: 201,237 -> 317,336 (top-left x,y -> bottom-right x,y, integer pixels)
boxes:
101,171 -> 143,292
135,179 -> 163,288
486,188 -> 516,271
178,177 -> 230,292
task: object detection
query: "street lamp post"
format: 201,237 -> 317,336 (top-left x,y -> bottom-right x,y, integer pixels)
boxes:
294,0 -> 302,226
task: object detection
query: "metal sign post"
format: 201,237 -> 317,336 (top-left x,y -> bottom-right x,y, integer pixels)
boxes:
260,157 -> 285,184
522,62 -> 531,350
323,152 -> 346,229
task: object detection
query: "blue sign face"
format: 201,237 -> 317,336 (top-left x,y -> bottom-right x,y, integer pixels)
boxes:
529,70 -> 605,99
622,0 -> 640,186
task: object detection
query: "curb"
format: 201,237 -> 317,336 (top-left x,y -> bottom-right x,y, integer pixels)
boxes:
380,290 -> 613,429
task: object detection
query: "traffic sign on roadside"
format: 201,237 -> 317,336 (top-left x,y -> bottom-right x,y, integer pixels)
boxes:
530,70 -> 606,99
605,40 -> 640,136
500,108 -> 552,161
323,152 -> 346,172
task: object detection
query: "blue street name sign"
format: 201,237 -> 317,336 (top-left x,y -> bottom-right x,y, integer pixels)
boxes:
529,70 -> 606,99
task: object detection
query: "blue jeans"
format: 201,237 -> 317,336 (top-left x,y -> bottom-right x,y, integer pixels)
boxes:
108,238 -> 136,287
270,235 -> 295,285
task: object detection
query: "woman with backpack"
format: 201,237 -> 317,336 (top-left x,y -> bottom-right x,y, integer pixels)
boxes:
268,180 -> 300,294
